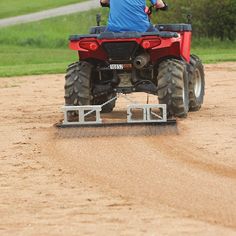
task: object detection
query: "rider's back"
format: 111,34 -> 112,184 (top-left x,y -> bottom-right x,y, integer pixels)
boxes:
107,0 -> 151,32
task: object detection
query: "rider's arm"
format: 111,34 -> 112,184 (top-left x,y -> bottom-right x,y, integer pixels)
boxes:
151,0 -> 168,11
153,0 -> 165,8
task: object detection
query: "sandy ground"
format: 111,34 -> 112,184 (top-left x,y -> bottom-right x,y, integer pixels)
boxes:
0,62 -> 236,236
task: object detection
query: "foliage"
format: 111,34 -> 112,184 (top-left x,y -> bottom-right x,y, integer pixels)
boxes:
152,0 -> 236,41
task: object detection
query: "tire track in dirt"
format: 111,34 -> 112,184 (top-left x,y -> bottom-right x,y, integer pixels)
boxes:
0,63 -> 235,235
148,136 -> 236,179
45,131 -> 236,229
42,62 -> 236,229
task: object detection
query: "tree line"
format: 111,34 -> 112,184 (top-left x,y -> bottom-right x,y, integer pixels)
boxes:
154,0 -> 236,41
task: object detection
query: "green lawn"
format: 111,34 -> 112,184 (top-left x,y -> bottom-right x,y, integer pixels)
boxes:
192,38 -> 236,63
0,0 -> 86,19
0,45 -> 78,77
0,8 -> 235,77
192,48 -> 236,64
0,8 -> 106,77
0,9 -> 100,48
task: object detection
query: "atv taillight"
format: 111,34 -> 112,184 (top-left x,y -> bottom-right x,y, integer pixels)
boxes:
141,39 -> 161,49
79,41 -> 98,51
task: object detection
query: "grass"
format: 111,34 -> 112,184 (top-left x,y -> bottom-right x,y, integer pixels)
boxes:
0,9 -> 101,48
192,48 -> 236,64
0,8 -> 106,77
192,38 -> 236,63
0,8 -> 235,77
0,0 -> 86,19
0,45 -> 77,77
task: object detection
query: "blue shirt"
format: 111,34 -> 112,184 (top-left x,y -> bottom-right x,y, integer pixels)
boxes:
107,0 -> 157,32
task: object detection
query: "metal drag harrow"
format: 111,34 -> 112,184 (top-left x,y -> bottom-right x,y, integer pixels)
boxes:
55,95 -> 177,137
62,103 -> 169,125
59,94 -> 175,124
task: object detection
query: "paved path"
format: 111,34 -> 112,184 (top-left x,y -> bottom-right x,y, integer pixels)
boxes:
0,0 -> 99,28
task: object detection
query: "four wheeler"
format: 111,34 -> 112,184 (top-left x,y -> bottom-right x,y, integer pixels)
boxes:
64,3 -> 205,118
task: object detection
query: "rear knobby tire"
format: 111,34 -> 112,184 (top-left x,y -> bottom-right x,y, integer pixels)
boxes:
94,93 -> 116,113
64,61 -> 116,113
157,59 -> 189,117
189,55 -> 205,111
64,61 -> 93,106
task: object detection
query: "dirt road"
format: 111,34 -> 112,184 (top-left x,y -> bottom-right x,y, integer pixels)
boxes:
0,63 -> 235,235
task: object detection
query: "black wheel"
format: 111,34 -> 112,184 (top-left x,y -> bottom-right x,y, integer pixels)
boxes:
157,59 -> 189,117
65,61 -> 116,113
189,55 -> 205,111
64,61 -> 93,106
94,93 -> 116,113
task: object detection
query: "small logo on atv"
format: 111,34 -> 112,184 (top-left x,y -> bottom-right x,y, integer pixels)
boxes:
110,64 -> 124,70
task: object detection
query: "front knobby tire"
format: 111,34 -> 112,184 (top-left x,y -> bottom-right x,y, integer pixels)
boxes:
189,55 -> 205,111
64,61 -> 93,106
157,59 -> 189,117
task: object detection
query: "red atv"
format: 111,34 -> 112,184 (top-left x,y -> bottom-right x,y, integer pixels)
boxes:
64,5 -> 205,118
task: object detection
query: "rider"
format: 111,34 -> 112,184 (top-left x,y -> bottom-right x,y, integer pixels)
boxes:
100,0 -> 168,32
